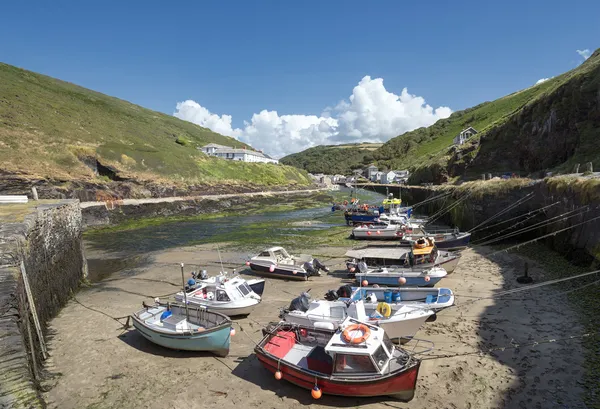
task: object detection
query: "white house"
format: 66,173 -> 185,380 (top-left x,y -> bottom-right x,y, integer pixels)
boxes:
200,143 -> 229,155
371,171 -> 384,183
381,171 -> 395,184
453,127 -> 478,145
200,144 -> 279,164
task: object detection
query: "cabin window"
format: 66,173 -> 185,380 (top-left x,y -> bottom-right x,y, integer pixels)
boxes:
333,354 -> 377,374
237,283 -> 251,296
383,334 -> 395,354
330,306 -> 346,319
258,251 -> 270,257
372,345 -> 389,370
216,290 -> 230,302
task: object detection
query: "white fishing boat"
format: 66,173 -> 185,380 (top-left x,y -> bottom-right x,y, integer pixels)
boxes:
248,247 -> 329,281
355,266 -> 448,287
175,274 -> 261,317
280,292 -> 434,342
191,269 -> 266,296
351,222 -> 402,240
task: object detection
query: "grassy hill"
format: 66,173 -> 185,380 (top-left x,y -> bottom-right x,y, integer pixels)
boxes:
282,48 -> 600,184
0,62 -> 310,188
280,143 -> 381,174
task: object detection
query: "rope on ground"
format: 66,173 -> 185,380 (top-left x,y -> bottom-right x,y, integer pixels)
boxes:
468,191 -> 535,233
421,331 -> 598,361
486,213 -> 600,256
72,296 -> 130,326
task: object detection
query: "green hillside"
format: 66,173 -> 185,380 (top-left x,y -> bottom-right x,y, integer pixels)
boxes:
0,62 -> 310,187
280,143 -> 381,174
282,48 -> 600,184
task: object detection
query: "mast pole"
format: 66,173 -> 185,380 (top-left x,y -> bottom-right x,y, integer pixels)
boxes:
181,263 -> 190,321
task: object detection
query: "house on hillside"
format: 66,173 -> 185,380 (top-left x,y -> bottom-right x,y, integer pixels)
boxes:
371,171 -> 384,183
199,143 -> 229,155
453,127 -> 478,145
365,164 -> 378,179
394,170 -> 410,184
381,171 -> 396,184
200,144 -> 279,164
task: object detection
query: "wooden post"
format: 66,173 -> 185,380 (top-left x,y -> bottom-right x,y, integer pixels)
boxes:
585,162 -> 593,173
573,163 -> 580,173
20,261 -> 48,360
31,187 -> 38,201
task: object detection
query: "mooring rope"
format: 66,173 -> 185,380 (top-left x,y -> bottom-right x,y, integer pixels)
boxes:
468,191 -> 535,233
485,213 -> 600,255
473,201 -> 560,232
426,191 -> 473,226
474,206 -> 590,246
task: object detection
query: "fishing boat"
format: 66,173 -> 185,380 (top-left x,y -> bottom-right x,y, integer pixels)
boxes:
351,222 -> 406,240
130,263 -> 233,357
175,274 -> 261,317
131,302 -> 232,357
255,317 -> 422,401
406,230 -> 471,251
280,291 -> 434,342
355,266 -> 448,287
345,241 -> 461,275
344,197 -> 413,226
191,269 -> 266,296
248,247 -> 329,281
347,285 -> 455,311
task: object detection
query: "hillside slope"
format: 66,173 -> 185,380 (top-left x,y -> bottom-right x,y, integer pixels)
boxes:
0,62 -> 310,194
282,48 -> 600,184
280,143 -> 381,174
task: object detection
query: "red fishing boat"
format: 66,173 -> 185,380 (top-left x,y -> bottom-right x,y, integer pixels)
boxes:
254,317 -> 421,401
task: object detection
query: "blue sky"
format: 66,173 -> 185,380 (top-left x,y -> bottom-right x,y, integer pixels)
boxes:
1,0 -> 598,156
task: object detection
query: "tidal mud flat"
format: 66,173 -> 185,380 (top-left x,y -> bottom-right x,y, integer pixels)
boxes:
43,240 -> 587,409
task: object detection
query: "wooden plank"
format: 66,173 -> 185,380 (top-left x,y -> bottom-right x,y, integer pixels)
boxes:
20,261 -> 48,360
0,195 -> 28,203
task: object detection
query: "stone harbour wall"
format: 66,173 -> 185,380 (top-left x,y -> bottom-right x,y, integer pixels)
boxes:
0,200 -> 87,408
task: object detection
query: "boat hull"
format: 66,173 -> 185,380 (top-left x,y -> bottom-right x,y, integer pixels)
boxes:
174,295 -> 259,317
132,315 -> 231,357
256,351 -> 420,400
350,287 -> 455,310
249,261 -> 310,281
431,233 -> 471,251
352,229 -> 400,240
355,273 -> 445,287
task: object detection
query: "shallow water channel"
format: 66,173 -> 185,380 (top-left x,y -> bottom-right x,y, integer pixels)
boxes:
85,188 -> 386,281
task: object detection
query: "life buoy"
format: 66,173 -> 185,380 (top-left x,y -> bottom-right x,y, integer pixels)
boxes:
342,324 -> 371,344
376,302 -> 392,318
415,238 -> 427,249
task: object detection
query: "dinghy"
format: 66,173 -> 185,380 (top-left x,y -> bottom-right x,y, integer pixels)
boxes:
255,317 -> 422,401
191,269 -> 266,296
280,292 -> 434,342
175,274 -> 261,317
248,247 -> 329,281
351,222 -> 407,240
346,285 -> 455,311
131,302 -> 232,357
404,230 -> 471,251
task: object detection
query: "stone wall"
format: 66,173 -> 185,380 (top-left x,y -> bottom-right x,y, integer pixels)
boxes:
0,200 -> 87,408
398,178 -> 600,266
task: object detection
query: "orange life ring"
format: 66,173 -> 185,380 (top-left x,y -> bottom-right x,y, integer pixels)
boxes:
342,324 -> 371,344
414,238 -> 427,249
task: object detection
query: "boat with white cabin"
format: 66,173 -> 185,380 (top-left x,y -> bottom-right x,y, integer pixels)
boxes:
248,247 -> 329,281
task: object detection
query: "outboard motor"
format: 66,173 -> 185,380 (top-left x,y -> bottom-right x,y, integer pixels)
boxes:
312,258 -> 330,273
357,261 -> 368,274
200,270 -> 208,280
336,284 -> 353,298
303,261 -> 317,276
288,292 -> 311,312
324,290 -> 339,301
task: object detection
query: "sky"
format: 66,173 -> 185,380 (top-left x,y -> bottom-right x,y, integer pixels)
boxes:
1,1 -> 598,158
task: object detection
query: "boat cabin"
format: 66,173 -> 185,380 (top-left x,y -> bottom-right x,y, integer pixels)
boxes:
263,317 -> 397,376
252,247 -> 311,266
187,276 -> 255,302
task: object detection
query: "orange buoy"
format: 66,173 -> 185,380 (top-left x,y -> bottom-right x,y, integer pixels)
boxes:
230,328 -> 236,336
367,231 -> 372,236
376,230 -> 381,235
398,277 -> 407,285
245,261 -> 250,266
350,267 -> 356,273
269,265 -> 275,273
274,370 -> 282,380
311,386 -> 322,399
424,275 -> 431,282
361,280 -> 368,286
293,270 -> 297,275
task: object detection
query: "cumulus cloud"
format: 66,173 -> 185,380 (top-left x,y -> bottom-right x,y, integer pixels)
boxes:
535,78 -> 550,85
174,76 -> 452,158
576,49 -> 591,60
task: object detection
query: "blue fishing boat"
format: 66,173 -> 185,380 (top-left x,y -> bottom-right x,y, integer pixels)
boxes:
355,266 -> 447,287
131,302 -> 232,357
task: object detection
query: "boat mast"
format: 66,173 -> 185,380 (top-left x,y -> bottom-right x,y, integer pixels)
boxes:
180,263 -> 190,321
217,244 -> 225,275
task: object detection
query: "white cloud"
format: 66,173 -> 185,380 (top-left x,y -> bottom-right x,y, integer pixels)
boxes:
174,76 -> 452,158
576,49 -> 591,60
535,78 -> 550,85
